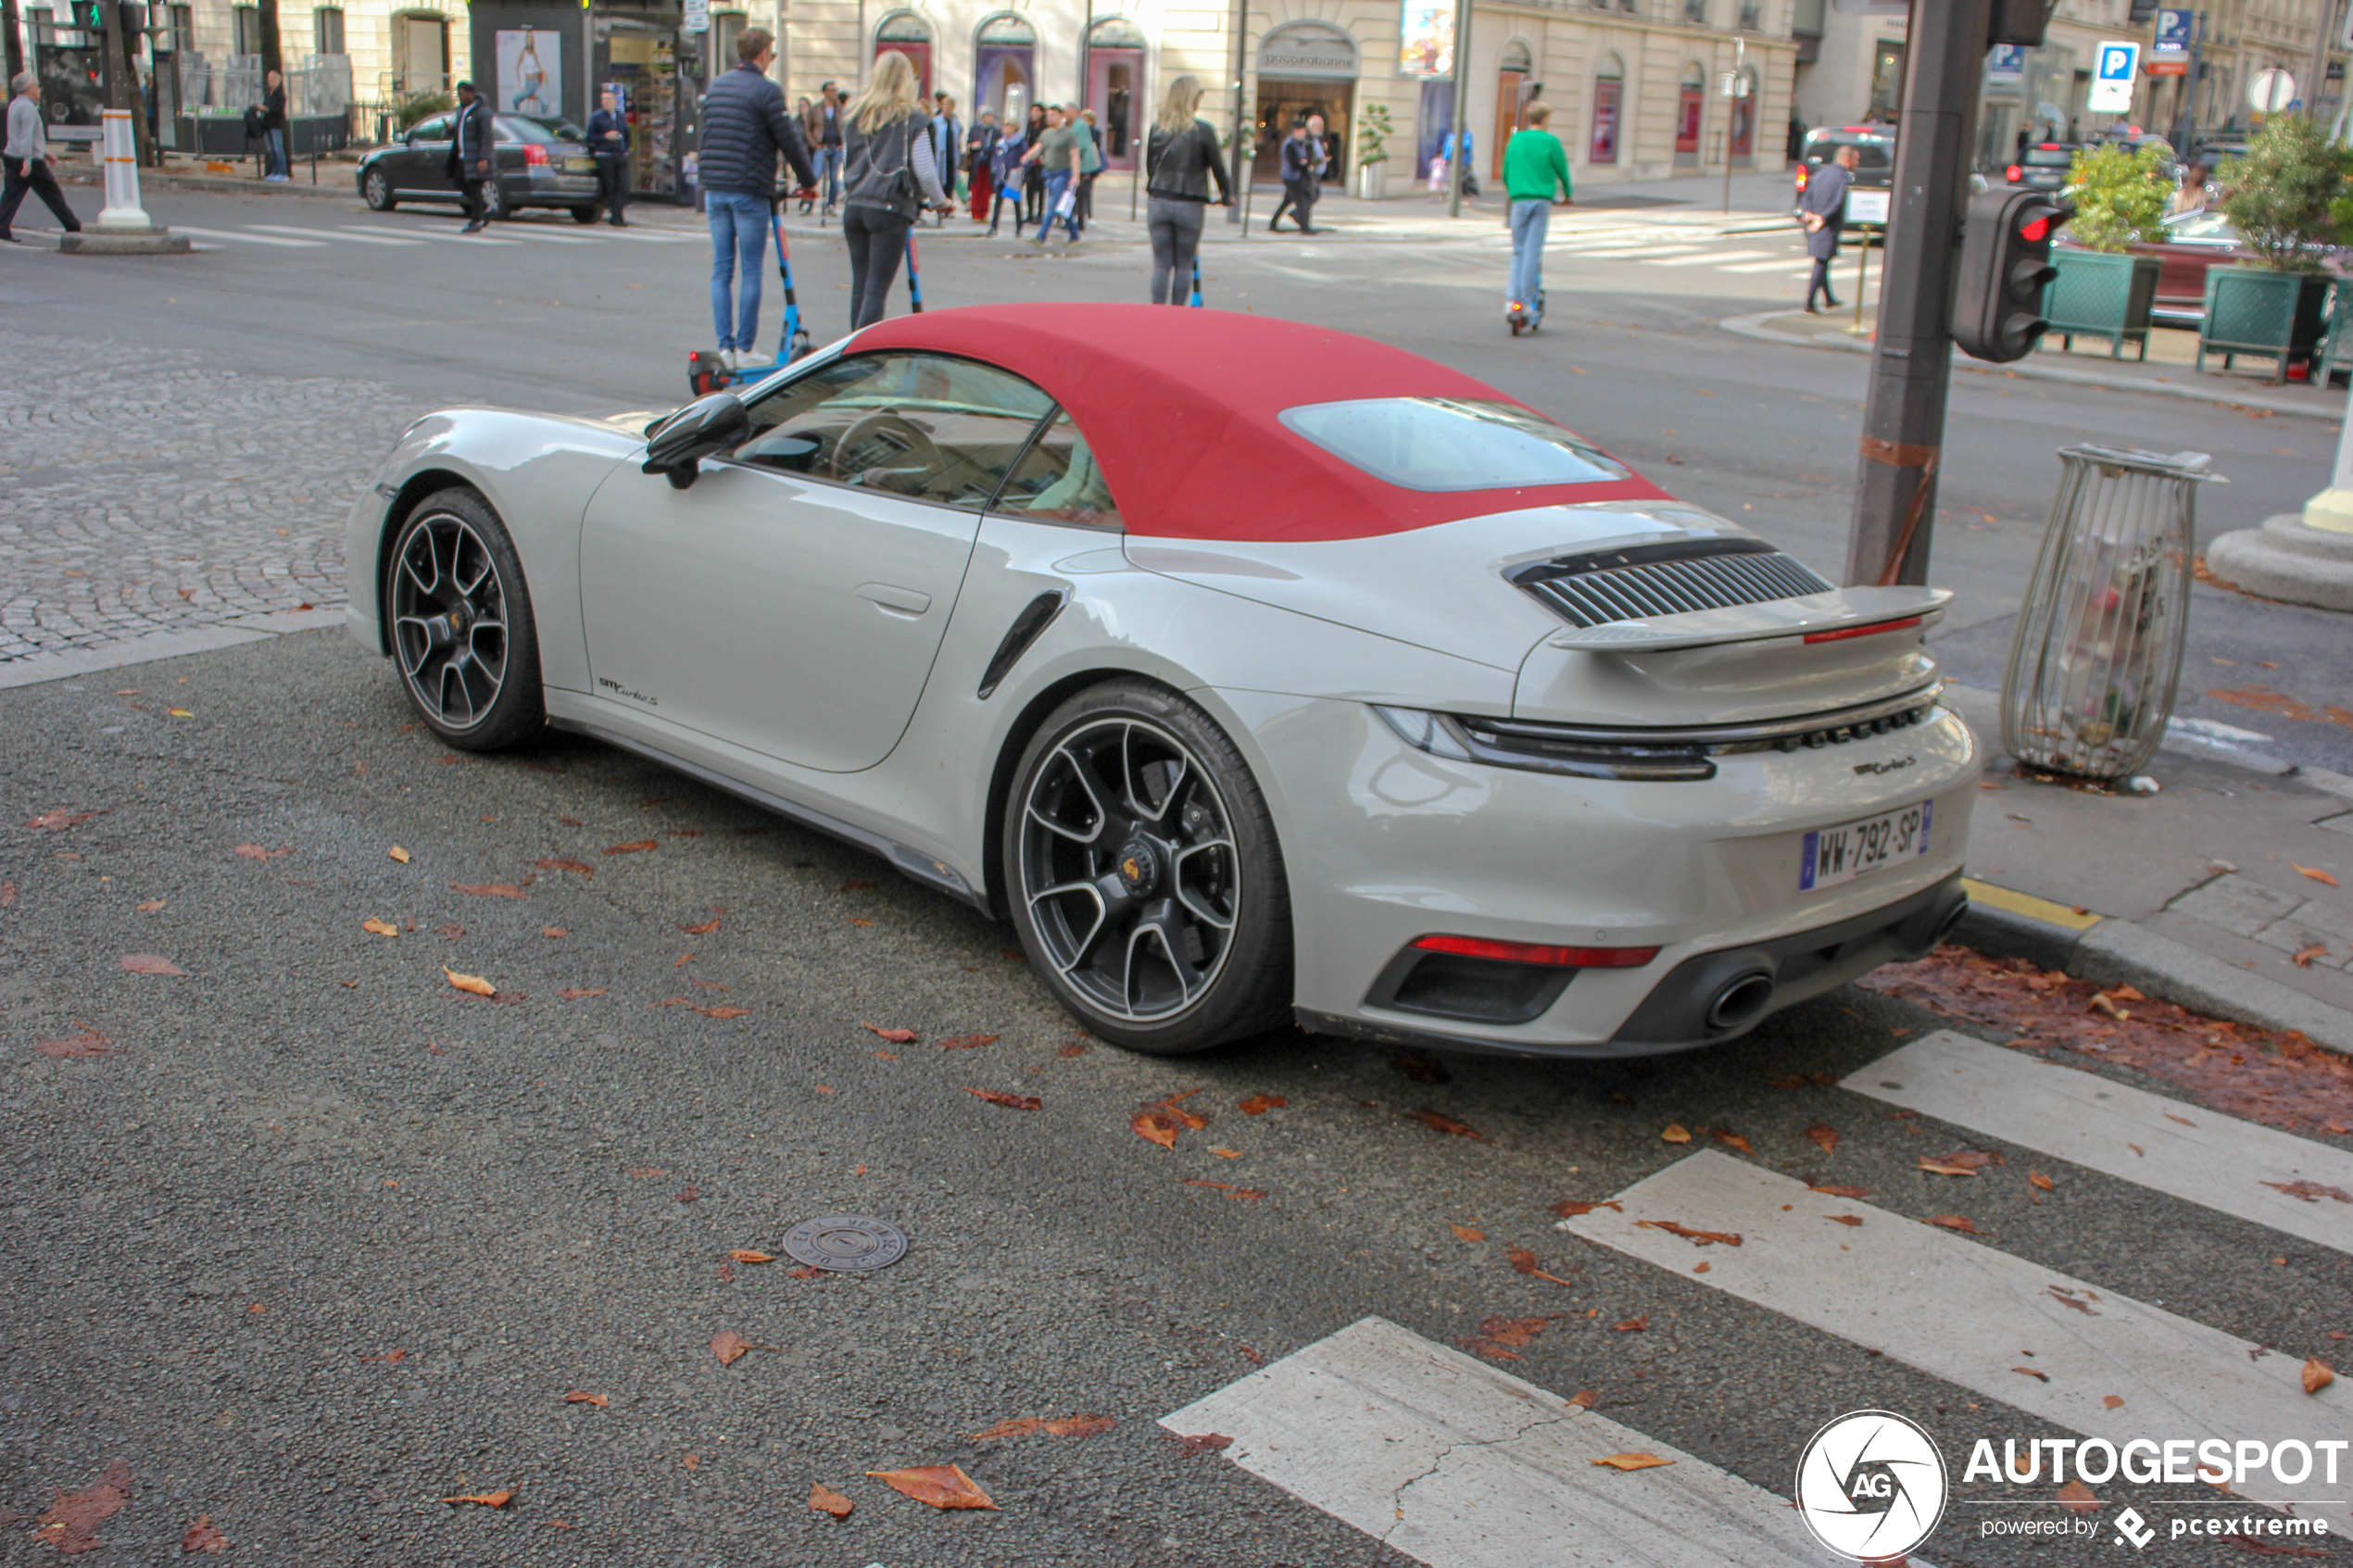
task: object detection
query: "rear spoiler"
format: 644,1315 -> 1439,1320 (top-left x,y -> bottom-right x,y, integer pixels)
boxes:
1540,585 -> 1951,653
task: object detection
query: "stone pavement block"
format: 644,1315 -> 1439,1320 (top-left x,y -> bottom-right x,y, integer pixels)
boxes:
2171,872 -> 2307,937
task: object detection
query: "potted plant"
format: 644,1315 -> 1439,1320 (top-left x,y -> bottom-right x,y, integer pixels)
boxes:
2044,144 -> 2168,359
2199,114 -> 2347,383
1355,103 -> 1393,201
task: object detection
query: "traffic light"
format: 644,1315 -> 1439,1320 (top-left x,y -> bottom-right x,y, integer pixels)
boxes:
68,0 -> 105,31
1953,188 -> 2070,364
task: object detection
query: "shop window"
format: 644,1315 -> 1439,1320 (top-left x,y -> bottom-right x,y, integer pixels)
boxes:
313,6 -> 343,56
1869,40 -> 1905,119
1676,63 -> 1705,159
1590,53 -> 1622,164
711,11 -> 745,77
233,4 -> 260,58
875,10 -> 933,95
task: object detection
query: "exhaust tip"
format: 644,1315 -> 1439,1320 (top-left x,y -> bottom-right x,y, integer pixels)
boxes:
1705,972 -> 1776,1033
1932,898 -> 1971,950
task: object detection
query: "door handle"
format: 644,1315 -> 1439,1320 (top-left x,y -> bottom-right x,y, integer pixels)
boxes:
855,583 -> 932,616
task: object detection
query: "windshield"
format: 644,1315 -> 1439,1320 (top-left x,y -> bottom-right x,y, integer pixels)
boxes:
2165,211 -> 2237,243
2023,146 -> 2074,167
1280,398 -> 1629,493
499,115 -> 585,143
1803,133 -> 1893,170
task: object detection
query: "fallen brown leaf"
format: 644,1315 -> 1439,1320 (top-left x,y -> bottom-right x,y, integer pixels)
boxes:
1553,1199 -> 1623,1218
180,1513 -> 230,1553
449,882 -> 527,899
1451,1223 -> 1485,1243
1405,1109 -> 1486,1141
1615,1314 -> 1649,1332
233,843 -> 293,859
1919,1148 -> 2004,1176
2105,1394 -> 2125,1409
361,917 -> 399,937
2305,1357 -> 2335,1396
1709,1127 -> 1753,1154
439,1491 -> 513,1508
627,1168 -> 664,1179
967,1413 -> 1115,1440
680,913 -> 723,935
727,1250 -> 775,1264
965,1087 -> 1040,1110
359,1348 -> 406,1364
2268,1180 -> 2353,1203
2013,1366 -> 2050,1382
809,1482 -> 854,1520
33,1459 -> 132,1555
557,987 -> 608,1001
1507,1245 -> 1577,1286
604,840 -> 658,855
863,1022 -> 919,1044
562,1391 -> 610,1408
865,1464 -> 998,1511
387,846 -> 410,863
1568,1388 -> 1600,1409
1238,1094 -> 1287,1116
1592,1452 -> 1674,1472
2294,864 -> 2340,887
937,1035 -> 999,1050
1462,1313 -> 1558,1361
134,897 -> 163,911
2057,1478 -> 2099,1514
1826,1213 -> 1864,1226
2030,1171 -> 2057,1192
443,967 -> 496,997
1,882 -> 17,905
1172,1432 -> 1233,1456
31,1025 -> 112,1059
120,953 -> 184,975
1926,1214 -> 1982,1234
697,1005 -> 751,1020
2295,945 -> 2329,969
682,1453 -> 699,1471
1810,1183 -> 1870,1198
531,858 -> 594,878
25,809 -> 103,831
1806,1124 -> 1840,1154
1660,1123 -> 1692,1144
1635,1221 -> 1743,1248
711,1329 -> 754,1366
1132,1110 -> 1183,1149
1210,1146 -> 1242,1158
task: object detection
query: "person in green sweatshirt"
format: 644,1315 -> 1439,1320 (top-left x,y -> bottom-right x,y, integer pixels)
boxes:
1502,102 -> 1572,329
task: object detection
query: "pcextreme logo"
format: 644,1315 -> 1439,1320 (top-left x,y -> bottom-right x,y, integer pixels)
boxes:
1794,1410 -> 1949,1561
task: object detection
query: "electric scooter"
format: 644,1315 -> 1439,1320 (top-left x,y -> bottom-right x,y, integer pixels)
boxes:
1507,288 -> 1546,336
686,203 -> 815,397
905,230 -> 925,314
1189,255 -> 1202,308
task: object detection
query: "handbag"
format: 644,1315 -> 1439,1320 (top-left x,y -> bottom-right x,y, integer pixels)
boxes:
1052,185 -> 1076,220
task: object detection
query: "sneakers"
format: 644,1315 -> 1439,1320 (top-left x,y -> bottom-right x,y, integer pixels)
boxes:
721,348 -> 741,371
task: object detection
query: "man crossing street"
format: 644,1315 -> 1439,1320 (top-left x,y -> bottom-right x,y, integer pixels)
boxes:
448,81 -> 495,232
586,88 -> 630,226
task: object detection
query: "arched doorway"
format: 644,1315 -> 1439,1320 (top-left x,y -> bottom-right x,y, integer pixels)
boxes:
973,13 -> 1034,127
1729,64 -> 1758,166
1085,17 -> 1146,169
1491,36 -> 1534,180
1675,60 -> 1705,169
875,10 -> 932,97
1254,19 -> 1356,185
1589,52 -> 1622,164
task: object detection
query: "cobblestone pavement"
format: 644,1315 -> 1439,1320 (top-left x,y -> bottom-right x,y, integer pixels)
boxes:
0,330 -> 424,662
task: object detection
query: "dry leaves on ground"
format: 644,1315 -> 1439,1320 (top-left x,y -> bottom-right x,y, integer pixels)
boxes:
727,1249 -> 775,1264
967,1414 -> 1115,1440
1709,1127 -> 1753,1154
26,809 -> 104,831
1919,1149 -> 2005,1177
2030,1171 -> 2057,1192
439,1491 -> 514,1508
180,1514 -> 230,1554
450,882 -> 528,899
1925,1214 -> 1983,1235
532,858 -> 595,878
119,953 -> 184,975
557,987 -> 608,1001
809,1482 -> 855,1520
605,840 -> 658,855
233,844 -> 293,859
1406,1109 -> 1486,1141
1806,1124 -> 1840,1154
681,912 -> 724,935
711,1329 -> 784,1366
2296,945 -> 2330,969
2305,1357 -> 2335,1396
1592,1452 -> 1675,1472
965,1087 -> 1040,1110
1553,1199 -> 1622,1218
443,968 -> 496,997
1238,1095 -> 1287,1116
863,1023 -> 919,1044
1462,1314 -> 1558,1361
1810,1183 -> 1870,1199
2268,1180 -> 2353,1203
387,846 -> 411,863
1507,1245 -> 1577,1286
1660,1123 -> 1692,1144
1635,1221 -> 1743,1248
866,1465 -> 998,1511
32,1459 -> 133,1555
1452,1223 -> 1485,1243
1615,1314 -> 1650,1332
562,1391 -> 609,1407
361,917 -> 399,937
2295,864 -> 2340,888
31,1025 -> 112,1059
937,1035 -> 999,1051
359,1348 -> 406,1364
1181,1180 -> 1267,1201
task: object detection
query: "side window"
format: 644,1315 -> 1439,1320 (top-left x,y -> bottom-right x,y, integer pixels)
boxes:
992,411 -> 1123,531
409,114 -> 450,143
727,352 -> 1054,511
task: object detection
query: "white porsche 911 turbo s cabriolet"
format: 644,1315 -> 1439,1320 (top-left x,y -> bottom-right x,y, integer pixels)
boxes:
347,304 -> 1973,1058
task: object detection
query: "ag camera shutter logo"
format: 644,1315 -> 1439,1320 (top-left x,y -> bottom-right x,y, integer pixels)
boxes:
1794,1410 -> 1949,1561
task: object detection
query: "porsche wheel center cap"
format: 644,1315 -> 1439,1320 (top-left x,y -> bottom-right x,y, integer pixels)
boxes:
1114,836 -> 1161,897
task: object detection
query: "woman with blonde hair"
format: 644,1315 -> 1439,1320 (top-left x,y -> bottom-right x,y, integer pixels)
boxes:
1142,73 -> 1230,304
840,51 -> 952,328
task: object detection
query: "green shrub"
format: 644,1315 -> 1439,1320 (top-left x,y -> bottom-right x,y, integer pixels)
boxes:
394,90 -> 454,131
1356,102 -> 1393,167
2065,144 -> 2171,251
2218,113 -> 2350,273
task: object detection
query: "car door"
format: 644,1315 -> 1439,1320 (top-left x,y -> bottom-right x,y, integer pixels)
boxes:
401,113 -> 454,196
578,351 -> 1056,773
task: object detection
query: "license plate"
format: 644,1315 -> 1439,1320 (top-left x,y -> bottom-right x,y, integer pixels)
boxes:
1800,800 -> 1931,893
565,157 -> 595,172
1844,189 -> 1891,224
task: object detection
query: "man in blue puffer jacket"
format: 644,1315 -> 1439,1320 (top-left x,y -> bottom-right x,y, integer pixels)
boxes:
699,27 -> 818,370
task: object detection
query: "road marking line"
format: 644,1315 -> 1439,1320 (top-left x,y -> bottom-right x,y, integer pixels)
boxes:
246,224 -> 424,246
494,226 -> 602,244
1161,1316 -> 1830,1567
1251,258 -> 1327,283
599,228 -> 701,242
345,226 -> 522,246
1718,257 -> 1817,272
1960,876 -> 2104,929
170,225 -> 326,247
1554,244 -> 1709,259
1848,1031 -> 2353,1255
1648,250 -> 1775,267
1561,1150 -> 2353,1527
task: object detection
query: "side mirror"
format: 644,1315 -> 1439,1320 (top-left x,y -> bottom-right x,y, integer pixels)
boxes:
643,393 -> 750,488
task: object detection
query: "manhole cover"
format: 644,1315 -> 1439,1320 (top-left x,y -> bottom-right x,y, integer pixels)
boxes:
781,1215 -> 908,1273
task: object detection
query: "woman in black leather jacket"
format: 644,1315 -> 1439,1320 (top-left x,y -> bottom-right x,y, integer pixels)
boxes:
1142,76 -> 1232,305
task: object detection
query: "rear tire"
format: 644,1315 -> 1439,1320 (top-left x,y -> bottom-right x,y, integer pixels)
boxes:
572,205 -> 598,223
1003,680 -> 1292,1056
384,487 -> 544,753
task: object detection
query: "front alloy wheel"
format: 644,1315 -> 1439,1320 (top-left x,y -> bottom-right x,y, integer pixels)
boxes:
1007,682 -> 1291,1054
362,169 -> 396,210
386,488 -> 542,750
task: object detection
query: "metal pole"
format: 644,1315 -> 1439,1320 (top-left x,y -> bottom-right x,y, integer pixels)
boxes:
1840,0 -> 1994,588
2307,0 -> 2337,120
1850,227 -> 1869,332
1444,0 -> 1470,218
1226,0 -> 1248,222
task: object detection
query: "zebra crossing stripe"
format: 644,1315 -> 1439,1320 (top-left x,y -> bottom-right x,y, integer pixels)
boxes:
1554,243 -> 1708,258
247,224 -> 424,246
1160,1315 -> 1832,1567
1718,257 -> 1816,272
1647,250 -> 1776,267
170,224 -> 325,247
1847,1031 -> 2353,1256
1560,1151 -> 2353,1529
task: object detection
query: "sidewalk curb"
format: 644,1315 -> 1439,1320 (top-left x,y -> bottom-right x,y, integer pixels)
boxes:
56,168 -> 359,201
1956,884 -> 2353,1054
1718,309 -> 2340,423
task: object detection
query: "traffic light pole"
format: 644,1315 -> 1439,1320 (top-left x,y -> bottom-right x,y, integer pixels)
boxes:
1841,0 -> 1994,587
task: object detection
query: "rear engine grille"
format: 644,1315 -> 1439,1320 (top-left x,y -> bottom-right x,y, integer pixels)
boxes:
1510,539 -> 1834,630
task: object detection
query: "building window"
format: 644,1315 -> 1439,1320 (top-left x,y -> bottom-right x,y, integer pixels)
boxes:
875,9 -> 933,95
1685,0 -> 1708,23
233,4 -> 261,58
1739,0 -> 1762,28
712,11 -> 746,77
1591,52 -> 1623,164
1676,62 -> 1705,157
169,2 -> 194,53
314,6 -> 344,55
1869,39 -> 1905,119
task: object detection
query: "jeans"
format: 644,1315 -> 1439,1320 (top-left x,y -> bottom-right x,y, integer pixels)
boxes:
1270,180 -> 1316,232
708,190 -> 770,350
1041,171 -> 1079,239
816,144 -> 844,206
843,204 -> 911,330
1147,196 -> 1205,305
1508,198 -> 1550,308
264,128 -> 288,177
991,174 -> 1025,229
0,156 -> 82,234
595,155 -> 627,221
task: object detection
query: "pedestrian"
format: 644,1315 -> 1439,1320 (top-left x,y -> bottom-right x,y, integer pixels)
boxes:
965,108 -> 1000,224
1143,73 -> 1229,305
699,27 -> 818,369
0,70 -> 83,243
815,82 -> 846,214
988,113 -> 1027,236
1268,118 -> 1325,232
1502,99 -> 1570,329
447,80 -> 496,231
1797,142 -> 1856,313
928,93 -> 962,224
1022,103 -> 1084,246
1075,106 -> 1102,225
2171,160 -> 2209,216
1022,103 -> 1050,223
587,86 -> 630,225
260,68 -> 289,181
840,48 -> 950,330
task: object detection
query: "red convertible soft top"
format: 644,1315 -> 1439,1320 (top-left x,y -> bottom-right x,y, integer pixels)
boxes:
849,304 -> 1667,543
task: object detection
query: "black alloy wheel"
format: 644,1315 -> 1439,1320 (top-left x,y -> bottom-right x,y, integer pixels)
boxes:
1006,681 -> 1291,1054
480,181 -> 508,220
362,168 -> 396,210
571,205 -> 599,223
385,488 -> 543,751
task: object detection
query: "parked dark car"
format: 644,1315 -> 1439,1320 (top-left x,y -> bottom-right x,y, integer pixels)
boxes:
1793,125 -> 1895,232
357,113 -> 602,221
2004,141 -> 2081,192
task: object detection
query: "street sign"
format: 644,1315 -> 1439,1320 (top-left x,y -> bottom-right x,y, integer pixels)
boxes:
2145,57 -> 2189,77
2088,41 -> 2139,111
1986,43 -> 2027,84
2249,67 -> 2296,112
2152,6 -> 2193,54
682,0 -> 708,33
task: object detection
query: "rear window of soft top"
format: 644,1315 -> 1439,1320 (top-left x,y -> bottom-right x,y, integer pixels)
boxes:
1279,398 -> 1629,493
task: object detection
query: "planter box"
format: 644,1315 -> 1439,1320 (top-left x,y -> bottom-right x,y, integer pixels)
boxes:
1354,162 -> 1390,201
2041,249 -> 2161,360
2197,267 -> 2332,383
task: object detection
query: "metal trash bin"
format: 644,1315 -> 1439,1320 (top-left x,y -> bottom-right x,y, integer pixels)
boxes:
1999,445 -> 2223,781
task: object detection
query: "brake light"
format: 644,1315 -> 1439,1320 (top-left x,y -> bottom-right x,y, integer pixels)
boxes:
1803,615 -> 1923,645
1840,125 -> 1873,132
2005,164 -> 2022,182
1794,168 -> 1809,190
2037,142 -> 2061,150
1414,935 -> 1661,969
522,142 -> 549,166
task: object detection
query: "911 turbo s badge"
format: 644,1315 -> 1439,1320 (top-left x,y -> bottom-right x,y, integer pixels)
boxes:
1853,756 -> 1917,776
598,676 -> 660,708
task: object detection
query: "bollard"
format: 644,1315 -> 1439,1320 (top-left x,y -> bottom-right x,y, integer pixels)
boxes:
1998,445 -> 2222,782
61,110 -> 191,254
